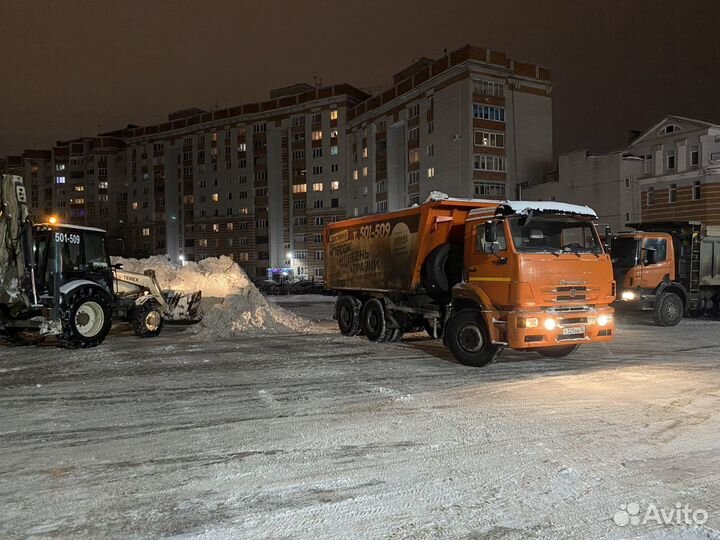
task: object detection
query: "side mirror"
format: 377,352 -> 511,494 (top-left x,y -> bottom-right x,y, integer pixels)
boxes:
484,221 -> 498,244
644,248 -> 657,266
112,263 -> 124,270
483,221 -> 500,255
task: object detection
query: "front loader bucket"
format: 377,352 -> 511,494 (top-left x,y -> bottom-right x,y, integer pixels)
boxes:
164,290 -> 203,322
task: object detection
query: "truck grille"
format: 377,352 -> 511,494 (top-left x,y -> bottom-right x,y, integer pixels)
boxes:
542,285 -> 600,303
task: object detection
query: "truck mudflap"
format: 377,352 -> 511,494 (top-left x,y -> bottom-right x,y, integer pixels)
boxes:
163,290 -> 203,322
502,306 -> 615,349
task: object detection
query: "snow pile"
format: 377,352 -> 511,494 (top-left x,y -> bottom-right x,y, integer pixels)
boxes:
114,255 -> 251,298
112,255 -> 321,336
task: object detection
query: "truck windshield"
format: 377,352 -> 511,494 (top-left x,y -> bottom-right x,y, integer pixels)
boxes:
508,215 -> 602,254
610,237 -> 640,267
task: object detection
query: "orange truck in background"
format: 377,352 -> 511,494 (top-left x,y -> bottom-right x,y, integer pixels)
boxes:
611,221 -> 720,326
323,193 -> 616,367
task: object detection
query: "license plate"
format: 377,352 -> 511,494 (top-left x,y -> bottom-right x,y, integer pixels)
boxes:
562,326 -> 584,336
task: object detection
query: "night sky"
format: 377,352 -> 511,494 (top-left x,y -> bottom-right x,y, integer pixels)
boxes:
1,0 -> 719,158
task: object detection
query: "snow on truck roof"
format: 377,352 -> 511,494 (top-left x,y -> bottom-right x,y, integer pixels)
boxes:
426,191 -> 598,218
496,201 -> 598,219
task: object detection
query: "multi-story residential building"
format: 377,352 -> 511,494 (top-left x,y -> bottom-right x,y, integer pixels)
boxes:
521,149 -> 644,232
2,44 -> 556,280
109,83 -> 368,279
0,150 -> 54,220
51,136 -> 128,238
346,45 -> 553,214
632,116 -> 720,226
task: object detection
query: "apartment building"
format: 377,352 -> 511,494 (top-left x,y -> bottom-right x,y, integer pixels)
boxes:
0,150 -> 54,220
110,83 -> 368,279
346,45 -> 554,214
50,137 -> 128,238
521,149 -> 644,232
633,116 -> 720,225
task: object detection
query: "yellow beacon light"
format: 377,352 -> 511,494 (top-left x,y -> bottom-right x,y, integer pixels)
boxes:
48,215 -> 59,225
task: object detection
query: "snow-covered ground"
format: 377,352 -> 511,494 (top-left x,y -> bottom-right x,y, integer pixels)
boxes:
1,300 -> 720,539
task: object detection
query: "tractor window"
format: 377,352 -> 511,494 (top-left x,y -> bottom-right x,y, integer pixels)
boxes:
643,238 -> 667,263
60,240 -> 81,272
84,233 -> 109,269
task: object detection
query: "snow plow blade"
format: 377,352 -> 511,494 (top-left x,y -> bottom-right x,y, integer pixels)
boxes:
164,290 -> 203,322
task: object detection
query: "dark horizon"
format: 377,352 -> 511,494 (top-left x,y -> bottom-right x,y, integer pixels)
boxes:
1,0 -> 719,158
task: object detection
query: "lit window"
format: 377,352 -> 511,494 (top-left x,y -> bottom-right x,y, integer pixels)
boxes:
330,146 -> 338,156
312,130 -> 323,141
427,167 -> 435,179
293,184 -> 307,193
142,228 -> 150,237
213,223 -> 220,232
227,223 -> 234,231
409,149 -> 419,164
56,176 -> 66,184
74,185 -> 85,192
362,166 -> 368,177
330,110 -> 338,120
352,169 -> 358,180
212,193 -> 219,202
132,201 -> 138,210
331,181 -> 339,191
362,147 -> 368,158
313,182 -> 324,192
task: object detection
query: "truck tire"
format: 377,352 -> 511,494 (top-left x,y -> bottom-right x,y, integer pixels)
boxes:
446,309 -> 500,367
361,298 -> 393,342
537,344 -> 580,358
653,291 -> 683,327
336,295 -> 362,336
60,286 -> 113,349
421,243 -> 462,293
132,300 -> 164,338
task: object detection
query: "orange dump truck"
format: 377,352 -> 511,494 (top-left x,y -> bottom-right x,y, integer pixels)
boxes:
324,194 -> 616,367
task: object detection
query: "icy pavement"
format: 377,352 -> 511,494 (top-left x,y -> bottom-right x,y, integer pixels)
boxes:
1,299 -> 720,539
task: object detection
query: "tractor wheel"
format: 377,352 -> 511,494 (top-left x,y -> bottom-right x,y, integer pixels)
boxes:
445,309 -> 500,367
132,300 -> 165,338
653,291 -> 683,327
60,287 -> 113,349
336,295 -> 362,336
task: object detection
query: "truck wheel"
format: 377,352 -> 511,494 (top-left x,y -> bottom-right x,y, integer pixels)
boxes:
336,295 -> 362,336
60,287 -> 113,349
537,344 -> 580,358
653,291 -> 683,326
446,309 -> 500,367
361,298 -> 393,342
132,300 -> 164,338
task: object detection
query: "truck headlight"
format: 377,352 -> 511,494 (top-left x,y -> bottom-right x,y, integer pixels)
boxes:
597,314 -> 611,326
543,318 -> 557,331
621,291 -> 636,301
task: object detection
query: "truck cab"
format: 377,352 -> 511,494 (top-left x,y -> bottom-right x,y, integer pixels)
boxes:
452,205 -> 615,358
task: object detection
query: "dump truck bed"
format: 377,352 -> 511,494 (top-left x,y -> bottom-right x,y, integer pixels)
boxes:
324,199 -> 498,293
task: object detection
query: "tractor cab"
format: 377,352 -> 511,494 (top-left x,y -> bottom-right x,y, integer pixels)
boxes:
33,223 -> 113,299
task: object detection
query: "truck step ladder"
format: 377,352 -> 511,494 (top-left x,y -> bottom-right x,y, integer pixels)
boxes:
688,223 -> 702,306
